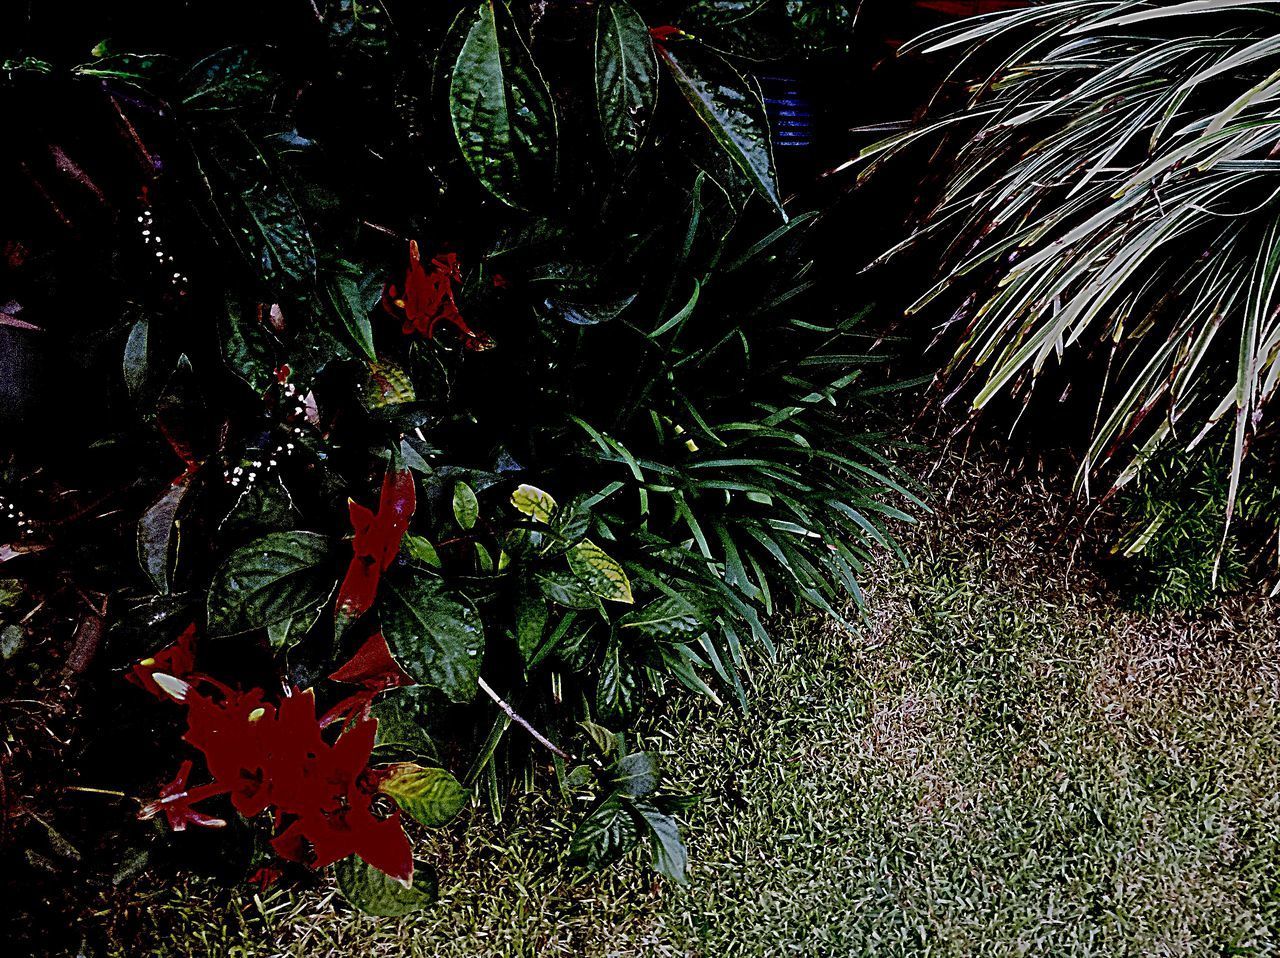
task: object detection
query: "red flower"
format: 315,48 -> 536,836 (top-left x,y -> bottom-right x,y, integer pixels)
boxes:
183,684 -> 278,818
270,718 -> 413,881
382,240 -> 494,351
128,623 -> 197,699
335,466 -> 416,627
322,632 -> 415,728
648,25 -> 685,44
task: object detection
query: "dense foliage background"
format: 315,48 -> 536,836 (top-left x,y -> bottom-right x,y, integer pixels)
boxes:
0,0 -> 931,949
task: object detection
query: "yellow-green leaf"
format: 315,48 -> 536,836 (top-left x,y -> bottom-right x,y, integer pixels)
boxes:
378,763 -> 468,827
511,483 -> 557,523
567,539 -> 633,603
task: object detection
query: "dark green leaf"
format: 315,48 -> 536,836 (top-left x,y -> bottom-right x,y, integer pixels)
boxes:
635,799 -> 689,883
568,794 -> 641,871
619,594 -> 705,641
536,570 -> 600,609
137,479 -> 188,594
336,855 -> 436,917
449,0 -> 557,207
656,41 -> 783,217
596,0 -> 658,159
381,569 -> 484,703
206,531 -> 333,636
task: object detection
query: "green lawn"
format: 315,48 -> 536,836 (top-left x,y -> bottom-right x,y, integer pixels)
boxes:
138,464 -> 1280,957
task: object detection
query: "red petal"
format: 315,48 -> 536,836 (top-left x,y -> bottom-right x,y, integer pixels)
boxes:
128,623 -> 198,699
329,633 -> 414,692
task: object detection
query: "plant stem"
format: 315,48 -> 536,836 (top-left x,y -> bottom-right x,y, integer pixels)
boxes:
476,676 -> 576,763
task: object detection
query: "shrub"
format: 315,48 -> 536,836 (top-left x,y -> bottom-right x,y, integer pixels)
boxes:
0,0 -> 913,925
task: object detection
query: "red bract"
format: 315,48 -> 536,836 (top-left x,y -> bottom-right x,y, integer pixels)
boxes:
322,632 -> 414,728
381,239 -> 494,351
128,623 -> 197,699
335,466 -> 416,626
138,760 -> 227,831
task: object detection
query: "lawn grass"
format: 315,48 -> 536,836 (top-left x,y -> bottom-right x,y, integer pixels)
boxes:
132,458 -> 1280,957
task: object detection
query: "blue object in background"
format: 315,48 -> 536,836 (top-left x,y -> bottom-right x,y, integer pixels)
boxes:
758,74 -> 815,152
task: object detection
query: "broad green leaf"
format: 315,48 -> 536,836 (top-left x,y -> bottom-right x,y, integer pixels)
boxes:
453,481 -> 479,530
596,0 -> 658,159
208,131 -> 316,285
568,794 -> 641,872
220,296 -> 276,390
336,855 -> 436,917
515,586 -> 548,662
536,570 -> 600,609
511,483 -> 557,523
619,594 -> 704,641
377,764 -> 468,826
137,479 -> 188,594
181,47 -> 274,112
403,534 -> 442,569
613,751 -> 660,798
381,569 -> 484,702
123,316 -> 149,398
449,0 -> 557,207
206,531 -> 333,636
596,636 -> 636,721
328,264 -> 379,361
567,539 -> 634,603
265,599 -> 325,652
371,696 -> 438,759
635,799 -> 688,884
655,41 -> 783,217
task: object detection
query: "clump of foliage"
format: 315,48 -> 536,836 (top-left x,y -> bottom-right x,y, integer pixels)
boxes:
1114,439 -> 1280,611
0,0 -> 910,932
855,0 -> 1280,526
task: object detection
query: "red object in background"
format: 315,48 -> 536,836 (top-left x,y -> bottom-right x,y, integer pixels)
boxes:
915,1 -> 1029,14
136,635 -> 417,883
381,240 -> 494,351
335,465 -> 416,626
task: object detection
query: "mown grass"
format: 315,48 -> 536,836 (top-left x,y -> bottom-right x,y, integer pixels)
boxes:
132,461 -> 1280,957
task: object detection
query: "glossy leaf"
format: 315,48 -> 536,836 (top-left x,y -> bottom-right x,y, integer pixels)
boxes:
381,570 -> 484,703
403,534 -> 442,569
595,0 -> 658,159
634,799 -> 688,883
137,479 -> 188,594
377,764 -> 468,827
336,854 -> 436,916
449,1 -> 557,207
567,539 -> 634,603
123,316 -> 149,398
568,794 -> 641,871
510,483 -> 557,523
619,594 -> 704,641
655,40 -> 783,217
206,531 -> 333,636
453,481 -> 479,530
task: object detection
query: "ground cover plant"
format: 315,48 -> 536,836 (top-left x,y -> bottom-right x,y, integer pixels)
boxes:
0,0 -> 918,948
134,448 -> 1280,957
851,0 -> 1280,566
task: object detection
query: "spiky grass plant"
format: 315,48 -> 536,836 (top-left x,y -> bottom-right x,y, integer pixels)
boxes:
857,0 -> 1280,534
